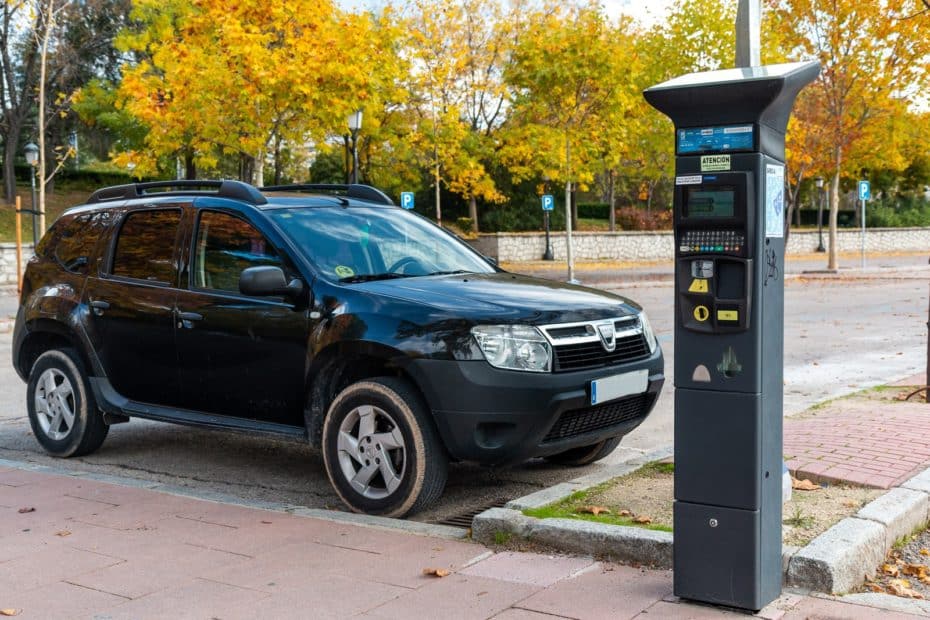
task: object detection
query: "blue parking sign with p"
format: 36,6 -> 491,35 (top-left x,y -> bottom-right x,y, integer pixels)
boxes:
858,180 -> 870,201
541,194 -> 554,211
400,192 -> 415,209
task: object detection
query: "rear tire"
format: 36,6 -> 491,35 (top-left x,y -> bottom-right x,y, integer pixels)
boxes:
322,377 -> 447,518
26,348 -> 108,457
544,436 -> 622,467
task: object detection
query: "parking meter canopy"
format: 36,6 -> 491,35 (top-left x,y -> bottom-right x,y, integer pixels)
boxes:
644,61 -> 821,160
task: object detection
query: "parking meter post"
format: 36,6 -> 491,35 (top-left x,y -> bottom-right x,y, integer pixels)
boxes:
645,61 -> 820,612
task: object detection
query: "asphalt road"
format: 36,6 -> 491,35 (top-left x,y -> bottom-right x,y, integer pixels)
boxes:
0,256 -> 927,523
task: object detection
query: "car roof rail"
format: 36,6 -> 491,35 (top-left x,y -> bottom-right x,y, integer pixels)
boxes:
260,183 -> 395,206
87,180 -> 268,205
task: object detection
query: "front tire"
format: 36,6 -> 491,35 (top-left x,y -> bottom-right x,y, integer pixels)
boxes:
544,436 -> 622,467
322,377 -> 447,517
26,348 -> 109,457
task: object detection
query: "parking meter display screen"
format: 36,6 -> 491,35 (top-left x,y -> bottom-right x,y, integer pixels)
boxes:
685,187 -> 735,218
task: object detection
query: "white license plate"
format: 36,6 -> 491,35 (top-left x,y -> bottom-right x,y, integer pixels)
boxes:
591,370 -> 648,405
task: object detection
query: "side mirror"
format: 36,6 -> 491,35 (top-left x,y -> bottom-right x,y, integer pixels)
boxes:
239,266 -> 304,298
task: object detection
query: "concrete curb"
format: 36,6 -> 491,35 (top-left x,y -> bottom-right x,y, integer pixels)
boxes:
474,451 -> 930,594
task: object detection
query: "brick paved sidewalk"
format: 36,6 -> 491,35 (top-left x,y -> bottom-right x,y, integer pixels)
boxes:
785,375 -> 930,489
1,466 -> 921,619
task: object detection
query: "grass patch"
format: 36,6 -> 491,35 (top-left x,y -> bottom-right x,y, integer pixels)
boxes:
783,505 -> 815,528
524,504 -> 673,532
493,531 -> 513,545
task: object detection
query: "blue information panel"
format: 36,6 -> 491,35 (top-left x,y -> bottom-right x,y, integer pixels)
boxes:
677,124 -> 755,155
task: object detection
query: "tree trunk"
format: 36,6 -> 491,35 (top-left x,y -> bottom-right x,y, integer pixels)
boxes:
608,169 -> 615,232
184,149 -> 196,179
3,134 -> 17,202
37,0 -> 55,238
570,185 -> 578,231
468,195 -> 478,233
253,149 -> 264,187
273,140 -> 282,186
828,163 -> 840,271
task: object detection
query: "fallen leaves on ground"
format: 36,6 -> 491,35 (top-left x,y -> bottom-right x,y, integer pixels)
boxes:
887,578 -> 924,599
422,568 -> 451,578
17,507 -> 34,514
54,530 -> 70,537
0,610 -> 21,617
617,509 -> 632,517
882,563 -> 901,577
791,477 -> 821,491
920,549 -> 930,556
633,515 -> 652,524
576,506 -> 611,516
902,564 -> 928,579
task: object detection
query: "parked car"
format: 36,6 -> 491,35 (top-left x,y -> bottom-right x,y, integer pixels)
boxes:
12,180 -> 664,517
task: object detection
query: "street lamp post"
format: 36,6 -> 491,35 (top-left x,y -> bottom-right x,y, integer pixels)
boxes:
815,176 -> 826,252
347,110 -> 362,185
24,142 -> 39,247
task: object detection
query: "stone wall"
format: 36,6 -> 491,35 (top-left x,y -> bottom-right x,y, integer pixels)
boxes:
0,243 -> 33,289
469,228 -> 930,262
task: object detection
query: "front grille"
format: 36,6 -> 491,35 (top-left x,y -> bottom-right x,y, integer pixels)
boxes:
553,333 -> 649,372
543,393 -> 653,443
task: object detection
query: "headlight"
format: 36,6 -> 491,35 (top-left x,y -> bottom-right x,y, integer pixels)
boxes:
640,311 -> 658,353
471,325 -> 552,373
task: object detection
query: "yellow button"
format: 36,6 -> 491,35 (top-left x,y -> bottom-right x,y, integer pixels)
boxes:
688,278 -> 709,294
693,305 -> 710,322
718,310 -> 739,322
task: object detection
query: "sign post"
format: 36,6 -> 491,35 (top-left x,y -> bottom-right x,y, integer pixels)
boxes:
858,180 -> 870,269
14,195 -> 22,294
542,194 -> 554,261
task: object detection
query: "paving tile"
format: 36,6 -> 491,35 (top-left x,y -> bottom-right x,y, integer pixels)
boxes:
367,573 -> 539,620
490,610 -> 573,620
221,574 -> 408,620
92,577 -> 270,620
782,596 -> 925,619
633,600 -> 746,618
461,551 -> 595,588
516,564 -> 672,620
0,545 -> 123,592
3,580 -> 129,619
67,544 -> 252,599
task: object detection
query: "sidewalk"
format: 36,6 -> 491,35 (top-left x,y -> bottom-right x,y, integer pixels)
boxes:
0,466 -> 925,619
785,374 -> 930,489
504,251 -> 930,287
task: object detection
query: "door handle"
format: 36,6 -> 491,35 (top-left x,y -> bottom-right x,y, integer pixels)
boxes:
177,310 -> 203,329
89,300 -> 109,316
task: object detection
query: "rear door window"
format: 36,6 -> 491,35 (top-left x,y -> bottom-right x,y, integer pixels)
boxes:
111,209 -> 182,285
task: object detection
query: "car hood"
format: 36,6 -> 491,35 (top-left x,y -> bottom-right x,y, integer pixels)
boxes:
354,272 -> 641,324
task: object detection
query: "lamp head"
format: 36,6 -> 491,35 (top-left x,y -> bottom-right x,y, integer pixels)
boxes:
814,176 -> 824,189
24,142 -> 38,166
348,110 -> 363,131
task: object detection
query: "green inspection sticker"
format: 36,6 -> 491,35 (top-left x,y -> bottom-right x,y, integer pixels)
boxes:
334,265 -> 355,278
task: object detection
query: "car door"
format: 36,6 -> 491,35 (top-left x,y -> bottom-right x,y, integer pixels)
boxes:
83,207 -> 184,407
174,208 -> 309,427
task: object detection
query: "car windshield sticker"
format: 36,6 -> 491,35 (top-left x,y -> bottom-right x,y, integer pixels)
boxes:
334,265 -> 355,278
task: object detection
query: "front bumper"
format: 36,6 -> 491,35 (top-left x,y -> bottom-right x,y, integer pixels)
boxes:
406,347 -> 664,466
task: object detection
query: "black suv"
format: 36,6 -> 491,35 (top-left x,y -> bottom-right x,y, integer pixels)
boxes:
12,180 -> 664,517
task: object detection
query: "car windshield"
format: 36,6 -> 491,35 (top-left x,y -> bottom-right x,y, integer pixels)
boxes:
268,206 -> 496,282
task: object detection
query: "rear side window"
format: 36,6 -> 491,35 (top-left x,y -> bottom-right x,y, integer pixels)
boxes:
111,209 -> 181,284
54,213 -> 106,274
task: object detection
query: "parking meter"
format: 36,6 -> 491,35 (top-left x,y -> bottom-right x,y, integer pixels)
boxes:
644,61 -> 819,611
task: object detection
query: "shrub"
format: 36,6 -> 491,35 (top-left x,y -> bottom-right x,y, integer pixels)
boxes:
577,202 -> 609,219
615,207 -> 673,231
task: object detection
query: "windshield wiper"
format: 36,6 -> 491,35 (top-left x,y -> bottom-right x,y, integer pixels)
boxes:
426,270 -> 472,276
338,273 -> 412,283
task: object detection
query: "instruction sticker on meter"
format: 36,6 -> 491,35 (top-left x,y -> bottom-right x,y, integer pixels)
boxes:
765,163 -> 785,238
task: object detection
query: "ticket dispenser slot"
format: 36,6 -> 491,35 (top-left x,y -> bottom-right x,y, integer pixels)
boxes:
675,173 -> 753,334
